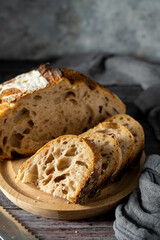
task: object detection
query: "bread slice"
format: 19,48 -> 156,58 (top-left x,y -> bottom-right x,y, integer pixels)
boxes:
80,132 -> 121,191
0,63 -> 125,160
88,122 -> 134,181
15,135 -> 102,204
107,114 -> 144,165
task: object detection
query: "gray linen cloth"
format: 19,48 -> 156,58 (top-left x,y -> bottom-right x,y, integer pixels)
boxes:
113,154 -> 160,240
52,55 -> 160,88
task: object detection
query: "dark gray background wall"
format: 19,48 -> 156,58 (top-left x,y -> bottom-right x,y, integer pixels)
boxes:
1,0 -> 160,61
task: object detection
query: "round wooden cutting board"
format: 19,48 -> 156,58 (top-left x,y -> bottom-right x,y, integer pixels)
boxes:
0,153 -> 145,220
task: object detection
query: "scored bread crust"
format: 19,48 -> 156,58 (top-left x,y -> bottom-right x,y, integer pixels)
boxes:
39,64 -> 126,112
107,114 -> 144,165
15,135 -> 102,204
0,63 -> 126,111
0,63 -> 125,160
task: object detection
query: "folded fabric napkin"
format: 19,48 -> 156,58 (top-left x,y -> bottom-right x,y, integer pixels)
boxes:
113,154 -> 160,240
53,55 -> 160,89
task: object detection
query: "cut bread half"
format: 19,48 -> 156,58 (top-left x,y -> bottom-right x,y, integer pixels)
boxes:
15,135 -> 102,204
80,132 -> 121,191
0,63 -> 125,160
106,114 -> 144,165
88,122 -> 134,181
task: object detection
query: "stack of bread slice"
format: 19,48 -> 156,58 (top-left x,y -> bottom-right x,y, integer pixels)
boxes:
16,114 -> 144,204
85,121 -> 135,181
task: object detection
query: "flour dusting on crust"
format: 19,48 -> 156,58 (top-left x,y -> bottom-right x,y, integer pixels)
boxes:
0,70 -> 49,103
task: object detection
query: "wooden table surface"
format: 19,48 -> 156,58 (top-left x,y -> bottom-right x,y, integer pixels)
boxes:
0,61 -> 160,240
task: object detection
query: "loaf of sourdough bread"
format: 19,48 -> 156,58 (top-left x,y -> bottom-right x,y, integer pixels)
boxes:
0,63 -> 125,160
15,135 -> 102,204
88,122 -> 134,181
107,114 -> 144,165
